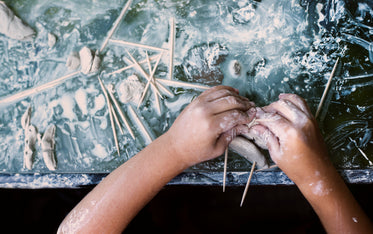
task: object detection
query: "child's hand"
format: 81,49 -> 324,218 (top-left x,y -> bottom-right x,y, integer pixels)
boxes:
165,86 -> 256,167
249,93 -> 329,184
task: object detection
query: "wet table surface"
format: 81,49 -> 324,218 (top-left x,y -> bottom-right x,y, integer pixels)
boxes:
0,0 -> 372,188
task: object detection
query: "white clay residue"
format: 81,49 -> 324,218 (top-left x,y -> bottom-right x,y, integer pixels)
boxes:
40,125 -> 57,171
66,51 -> 81,71
75,88 -> 88,116
309,180 -> 332,197
79,47 -> 101,74
47,32 -> 57,48
0,1 -> 35,41
117,74 -> 145,104
92,143 -> 108,159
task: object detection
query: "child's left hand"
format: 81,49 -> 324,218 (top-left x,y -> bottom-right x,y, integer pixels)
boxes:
165,85 -> 256,167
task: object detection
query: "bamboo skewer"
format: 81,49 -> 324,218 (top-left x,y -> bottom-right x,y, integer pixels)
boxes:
138,52 -> 163,109
156,78 -> 210,90
344,73 -> 373,80
98,77 -> 120,157
0,71 -> 80,105
110,103 -> 124,134
124,51 -> 174,98
124,51 -> 164,98
223,148 -> 228,192
240,161 -> 256,207
110,39 -> 168,52
107,55 -> 159,76
169,17 -> 175,80
107,85 -> 136,139
127,105 -> 153,145
349,137 -> 373,166
315,57 -> 339,118
99,0 -> 133,53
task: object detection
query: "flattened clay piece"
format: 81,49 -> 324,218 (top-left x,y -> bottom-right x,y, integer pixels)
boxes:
41,125 -> 57,171
228,60 -> 241,77
118,74 -> 144,104
21,106 -> 31,130
241,131 -> 268,150
47,32 -> 57,48
229,136 -> 269,169
66,51 -> 80,71
90,51 -> 101,73
0,1 -> 35,41
23,125 -> 38,170
79,46 -> 93,74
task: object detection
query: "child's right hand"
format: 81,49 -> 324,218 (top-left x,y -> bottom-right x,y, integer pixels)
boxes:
249,93 -> 330,185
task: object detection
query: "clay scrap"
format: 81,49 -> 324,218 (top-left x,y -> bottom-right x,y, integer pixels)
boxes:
79,47 -> 101,74
229,136 -> 269,169
0,1 -> 35,41
21,106 -> 39,170
41,125 -> 57,171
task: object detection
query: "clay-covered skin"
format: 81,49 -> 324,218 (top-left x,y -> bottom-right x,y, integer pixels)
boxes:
248,93 -> 373,234
0,1 -> 35,41
166,85 -> 256,167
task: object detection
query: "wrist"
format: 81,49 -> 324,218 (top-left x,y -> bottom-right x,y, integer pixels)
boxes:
158,131 -> 191,171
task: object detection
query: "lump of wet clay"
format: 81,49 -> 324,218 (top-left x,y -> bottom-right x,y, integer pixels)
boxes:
48,32 -> 57,48
229,136 -> 269,169
79,46 -> 101,74
117,74 -> 145,104
0,1 -> 35,41
41,124 -> 57,171
21,106 -> 39,170
228,60 -> 242,77
66,51 -> 81,71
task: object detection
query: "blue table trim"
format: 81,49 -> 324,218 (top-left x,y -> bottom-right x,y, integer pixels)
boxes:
0,169 -> 372,188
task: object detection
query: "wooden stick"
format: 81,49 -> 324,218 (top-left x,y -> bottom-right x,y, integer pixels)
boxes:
223,148 -> 228,192
124,52 -> 173,98
315,57 -> 339,118
138,52 -> 163,109
107,86 -> 136,139
98,77 -> 120,157
99,0 -> 133,52
107,55 -> 158,76
349,137 -> 373,166
146,52 -> 162,115
240,161 -> 256,207
0,71 -> 79,105
124,51 -> 163,98
110,39 -> 168,52
255,164 -> 279,172
169,17 -> 175,80
127,105 -> 153,145
156,78 -> 210,90
153,85 -> 162,115
110,103 -> 124,134
344,73 -> 373,80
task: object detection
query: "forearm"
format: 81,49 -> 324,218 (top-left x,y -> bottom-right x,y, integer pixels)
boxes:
58,132 -> 187,233
295,161 -> 373,234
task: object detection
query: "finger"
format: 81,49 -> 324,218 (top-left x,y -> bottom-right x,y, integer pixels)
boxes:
212,109 -> 252,134
278,93 -> 312,118
199,85 -> 239,101
209,95 -> 255,115
248,124 -> 279,151
215,124 -> 250,153
254,107 -> 293,139
204,87 -> 239,102
263,99 -> 309,125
